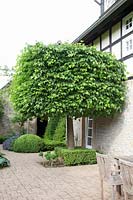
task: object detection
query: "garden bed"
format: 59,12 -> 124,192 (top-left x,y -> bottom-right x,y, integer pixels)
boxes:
40,148 -> 97,167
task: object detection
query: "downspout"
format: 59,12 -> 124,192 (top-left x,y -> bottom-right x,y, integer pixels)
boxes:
94,0 -> 104,15
101,0 -> 104,15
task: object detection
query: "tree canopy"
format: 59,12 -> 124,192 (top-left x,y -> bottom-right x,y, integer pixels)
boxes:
11,42 -> 126,120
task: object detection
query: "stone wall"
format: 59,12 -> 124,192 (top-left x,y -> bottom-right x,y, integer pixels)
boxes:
0,87 -> 21,135
93,79 -> 133,156
0,86 -> 37,136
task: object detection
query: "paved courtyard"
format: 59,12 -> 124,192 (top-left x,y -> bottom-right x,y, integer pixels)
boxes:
0,145 -> 111,200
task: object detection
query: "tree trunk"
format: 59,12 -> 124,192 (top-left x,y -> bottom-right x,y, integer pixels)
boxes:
81,117 -> 85,148
67,116 -> 74,149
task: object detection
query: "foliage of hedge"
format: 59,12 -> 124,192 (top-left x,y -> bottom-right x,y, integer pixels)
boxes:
13,134 -> 44,153
0,135 -> 6,144
55,147 -> 96,166
53,117 -> 66,142
44,116 -> 66,151
3,133 -> 21,150
0,152 -> 10,168
43,140 -> 66,151
44,116 -> 60,140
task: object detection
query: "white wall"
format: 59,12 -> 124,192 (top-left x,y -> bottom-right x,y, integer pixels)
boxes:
124,57 -> 133,76
104,0 -> 116,12
93,80 -> 133,156
112,42 -> 121,59
93,37 -> 100,50
112,22 -> 121,43
103,48 -> 110,53
101,30 -> 110,49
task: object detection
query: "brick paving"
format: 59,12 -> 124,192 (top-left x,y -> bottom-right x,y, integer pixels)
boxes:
0,145 -> 112,200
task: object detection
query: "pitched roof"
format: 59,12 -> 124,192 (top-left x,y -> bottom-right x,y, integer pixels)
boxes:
0,76 -> 10,89
73,0 -> 132,44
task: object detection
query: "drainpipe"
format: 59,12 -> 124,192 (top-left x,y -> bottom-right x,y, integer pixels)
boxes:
101,0 -> 104,15
94,0 -> 104,15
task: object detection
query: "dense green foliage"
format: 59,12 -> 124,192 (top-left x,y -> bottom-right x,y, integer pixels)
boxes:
13,134 -> 44,153
43,140 -> 66,151
11,42 -> 126,120
44,116 -> 60,140
44,116 -> 66,150
0,152 -> 10,168
44,151 -> 58,161
53,117 -> 66,142
55,147 -> 96,166
0,135 -> 6,144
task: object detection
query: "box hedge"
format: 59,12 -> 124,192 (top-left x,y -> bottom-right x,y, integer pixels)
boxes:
43,140 -> 66,151
55,147 -> 97,166
13,134 -> 44,153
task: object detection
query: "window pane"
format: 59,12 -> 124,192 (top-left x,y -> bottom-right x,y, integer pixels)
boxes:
87,137 -> 92,146
88,129 -> 92,137
88,120 -> 93,128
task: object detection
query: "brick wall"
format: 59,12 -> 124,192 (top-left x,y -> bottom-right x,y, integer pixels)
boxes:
93,79 -> 133,156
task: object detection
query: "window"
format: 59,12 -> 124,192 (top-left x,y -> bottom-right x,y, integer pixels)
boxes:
122,12 -> 133,35
104,0 -> 116,11
122,35 -> 133,57
126,39 -> 132,52
86,118 -> 93,148
126,18 -> 132,30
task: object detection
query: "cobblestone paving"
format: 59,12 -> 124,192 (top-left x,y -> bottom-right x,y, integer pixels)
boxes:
0,145 -> 112,200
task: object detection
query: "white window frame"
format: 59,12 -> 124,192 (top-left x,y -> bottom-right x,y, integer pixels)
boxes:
122,35 -> 133,57
86,118 -> 93,149
126,39 -> 132,52
126,17 -> 132,30
104,0 -> 116,11
122,12 -> 133,36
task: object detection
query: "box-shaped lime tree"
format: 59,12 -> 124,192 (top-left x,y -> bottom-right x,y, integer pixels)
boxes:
11,42 -> 126,149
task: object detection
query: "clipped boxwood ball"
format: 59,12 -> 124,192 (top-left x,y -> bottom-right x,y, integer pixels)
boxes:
13,134 -> 44,153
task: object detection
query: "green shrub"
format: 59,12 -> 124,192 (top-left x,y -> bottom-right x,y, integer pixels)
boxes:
43,140 -> 66,151
0,135 -> 6,144
53,117 -> 66,142
0,152 -> 10,168
13,134 -> 44,153
55,147 -> 96,166
44,116 -> 60,140
45,151 -> 58,161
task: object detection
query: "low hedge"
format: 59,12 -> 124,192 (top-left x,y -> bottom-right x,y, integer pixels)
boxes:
43,140 -> 66,151
13,134 -> 44,153
55,147 -> 97,166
